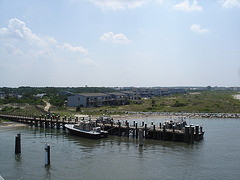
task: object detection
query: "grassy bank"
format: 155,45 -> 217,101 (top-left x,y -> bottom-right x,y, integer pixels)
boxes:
1,91 -> 240,116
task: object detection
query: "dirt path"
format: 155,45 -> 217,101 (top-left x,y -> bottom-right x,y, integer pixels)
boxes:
43,100 -> 51,112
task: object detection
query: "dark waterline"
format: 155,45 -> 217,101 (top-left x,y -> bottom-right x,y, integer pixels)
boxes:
1,118 -> 240,180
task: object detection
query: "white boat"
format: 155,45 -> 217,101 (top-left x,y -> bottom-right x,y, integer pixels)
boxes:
65,121 -> 108,139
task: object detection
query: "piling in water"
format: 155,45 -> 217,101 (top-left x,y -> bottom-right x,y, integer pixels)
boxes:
153,124 -> 156,140
118,121 -> 121,136
135,122 -> 138,138
45,143 -> 50,165
195,125 -> 199,141
15,133 -> 21,154
139,129 -> 143,146
144,124 -> 148,138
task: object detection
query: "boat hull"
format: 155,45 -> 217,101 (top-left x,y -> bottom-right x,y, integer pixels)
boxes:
65,124 -> 108,139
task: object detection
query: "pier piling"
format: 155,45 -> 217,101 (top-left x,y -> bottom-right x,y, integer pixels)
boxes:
139,129 -> 143,146
135,123 -> 138,138
15,133 -> 21,154
144,124 -> 148,138
45,143 -> 50,165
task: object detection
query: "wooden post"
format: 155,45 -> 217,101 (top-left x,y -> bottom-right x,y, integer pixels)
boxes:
195,125 -> 199,141
159,123 -> 161,129
184,126 -> 190,143
62,117 -> 65,130
118,122 -> 121,136
163,124 -> 166,141
144,124 -> 148,138
135,122 -> 138,138
151,121 -> 153,125
34,115 -> 38,127
127,122 -> 129,137
142,121 -> 144,127
30,116 -> 33,126
139,129 -> 143,146
172,125 -> 176,141
153,124 -> 156,140
132,122 -> 135,138
190,126 -> 194,143
56,116 -> 60,129
50,116 -> 53,128
45,115 -> 48,128
45,143 -> 50,165
39,115 -> 43,127
15,133 -> 21,154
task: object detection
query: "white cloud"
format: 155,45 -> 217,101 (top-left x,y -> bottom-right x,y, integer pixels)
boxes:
87,0 -> 163,10
0,18 -> 89,61
173,0 -> 202,12
77,58 -> 98,67
100,32 -> 130,43
60,43 -> 88,54
190,24 -> 210,34
0,18 -> 57,48
219,0 -> 240,8
2,44 -> 24,56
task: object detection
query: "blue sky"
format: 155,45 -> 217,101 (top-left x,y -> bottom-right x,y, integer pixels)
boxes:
0,0 -> 240,87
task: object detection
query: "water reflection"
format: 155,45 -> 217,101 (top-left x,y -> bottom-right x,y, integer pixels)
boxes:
44,164 -> 52,179
14,153 -> 22,166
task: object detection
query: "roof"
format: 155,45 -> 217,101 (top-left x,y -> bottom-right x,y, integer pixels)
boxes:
77,93 -> 110,97
107,92 -> 128,96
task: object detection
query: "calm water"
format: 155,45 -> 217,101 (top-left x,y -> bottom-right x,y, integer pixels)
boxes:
1,118 -> 240,180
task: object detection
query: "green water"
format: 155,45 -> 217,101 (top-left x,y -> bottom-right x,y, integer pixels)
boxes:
0,118 -> 240,180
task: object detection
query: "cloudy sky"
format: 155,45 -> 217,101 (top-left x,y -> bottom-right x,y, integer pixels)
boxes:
0,0 -> 240,87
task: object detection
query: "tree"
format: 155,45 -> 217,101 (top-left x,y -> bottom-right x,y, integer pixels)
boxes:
76,105 -> 81,112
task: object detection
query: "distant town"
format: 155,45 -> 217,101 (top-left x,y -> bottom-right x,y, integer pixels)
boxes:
0,86 -> 239,108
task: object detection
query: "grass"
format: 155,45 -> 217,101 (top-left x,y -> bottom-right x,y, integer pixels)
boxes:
104,91 -> 240,114
1,91 -> 240,117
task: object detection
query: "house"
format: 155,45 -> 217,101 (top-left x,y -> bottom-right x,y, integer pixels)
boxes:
67,92 -> 130,107
107,92 -> 128,105
68,93 -> 111,107
34,93 -> 47,98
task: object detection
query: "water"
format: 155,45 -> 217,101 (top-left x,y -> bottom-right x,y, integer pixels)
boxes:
1,118 -> 240,180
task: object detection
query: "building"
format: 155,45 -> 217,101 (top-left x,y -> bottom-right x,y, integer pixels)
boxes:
68,92 -> 129,107
67,88 -> 186,107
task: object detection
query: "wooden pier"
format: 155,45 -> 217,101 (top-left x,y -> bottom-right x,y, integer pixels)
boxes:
0,113 -> 204,143
0,114 -> 75,129
100,120 -> 204,143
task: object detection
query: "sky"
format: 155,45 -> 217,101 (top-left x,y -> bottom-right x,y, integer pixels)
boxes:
0,0 -> 240,87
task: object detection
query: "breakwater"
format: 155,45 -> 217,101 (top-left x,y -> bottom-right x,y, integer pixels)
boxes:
112,111 -> 240,118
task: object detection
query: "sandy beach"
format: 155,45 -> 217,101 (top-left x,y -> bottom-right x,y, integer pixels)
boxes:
0,121 -> 27,127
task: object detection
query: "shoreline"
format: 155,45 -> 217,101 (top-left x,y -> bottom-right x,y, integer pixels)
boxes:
0,121 -> 28,128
